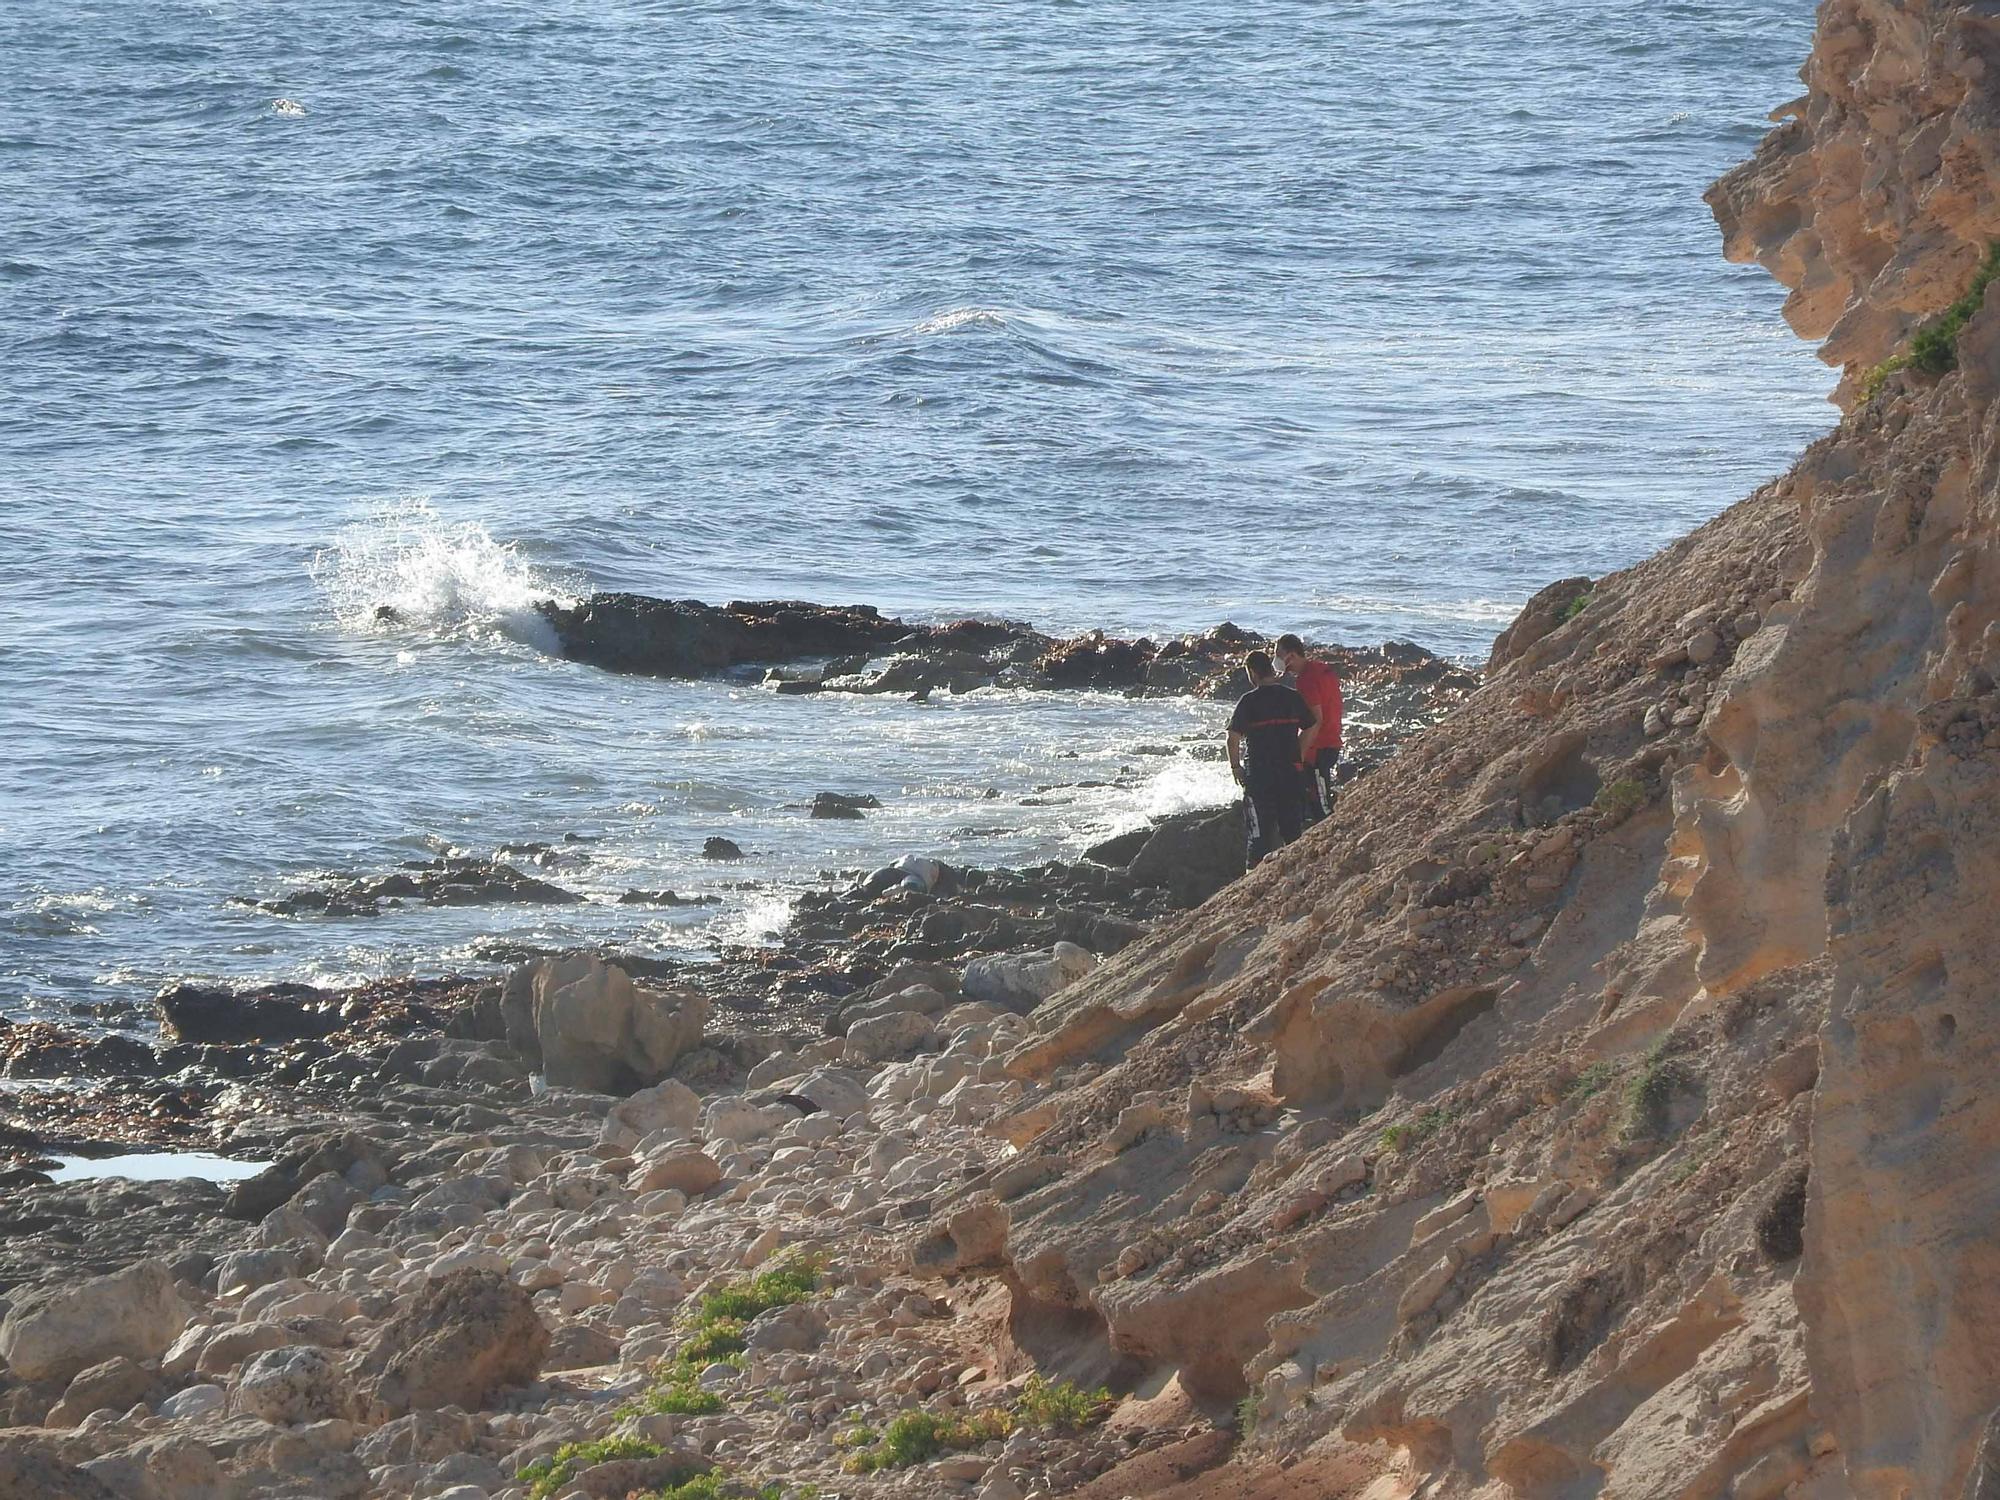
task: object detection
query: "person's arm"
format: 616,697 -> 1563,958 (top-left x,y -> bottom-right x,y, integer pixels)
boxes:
1298,700 -> 1323,764
1227,728 -> 1246,785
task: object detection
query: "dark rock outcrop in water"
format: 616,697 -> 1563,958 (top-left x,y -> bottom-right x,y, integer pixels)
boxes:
249,856 -> 582,919
535,595 -> 912,677
537,591 -> 1479,708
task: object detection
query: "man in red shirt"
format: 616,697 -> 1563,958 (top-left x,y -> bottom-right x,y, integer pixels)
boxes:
1275,633 -> 1342,824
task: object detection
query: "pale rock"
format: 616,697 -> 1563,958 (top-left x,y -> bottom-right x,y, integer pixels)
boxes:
845,1010 -> 936,1063
702,1096 -> 788,1144
599,1078 -> 702,1150
0,1259 -> 187,1383
631,1148 -> 722,1197
232,1345 -> 350,1425
501,954 -> 710,1093
158,1383 -> 226,1420
962,942 -> 1097,1012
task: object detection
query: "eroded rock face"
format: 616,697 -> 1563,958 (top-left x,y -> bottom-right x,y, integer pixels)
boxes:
355,1269 -> 548,1418
1709,0 -> 2000,404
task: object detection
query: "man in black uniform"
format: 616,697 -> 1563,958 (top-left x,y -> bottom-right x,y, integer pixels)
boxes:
1227,650 -> 1321,866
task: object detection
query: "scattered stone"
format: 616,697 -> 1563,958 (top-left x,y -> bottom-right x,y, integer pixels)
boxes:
355,1270 -> 549,1418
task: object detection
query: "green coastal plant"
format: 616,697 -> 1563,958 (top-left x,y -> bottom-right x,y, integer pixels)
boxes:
1560,590 -> 1593,624
841,1376 -> 1115,1472
1234,1391 -> 1263,1441
1861,240 -> 2000,399
624,1254 -> 824,1420
1622,1044 -> 1692,1141
1593,777 -> 1648,824
520,1436 -> 672,1500
1379,1105 -> 1453,1153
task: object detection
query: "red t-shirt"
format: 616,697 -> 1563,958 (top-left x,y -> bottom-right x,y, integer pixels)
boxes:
1294,659 -> 1343,751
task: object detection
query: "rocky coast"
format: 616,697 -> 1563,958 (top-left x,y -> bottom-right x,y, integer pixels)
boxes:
11,1 -> 2000,1494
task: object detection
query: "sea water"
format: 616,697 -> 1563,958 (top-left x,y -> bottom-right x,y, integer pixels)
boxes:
0,0 -> 1830,1034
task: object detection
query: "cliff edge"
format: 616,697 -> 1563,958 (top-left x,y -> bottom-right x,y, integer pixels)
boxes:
913,3 -> 2000,1495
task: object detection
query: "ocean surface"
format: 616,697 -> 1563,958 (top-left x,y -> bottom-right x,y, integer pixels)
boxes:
1,0 -> 1831,1035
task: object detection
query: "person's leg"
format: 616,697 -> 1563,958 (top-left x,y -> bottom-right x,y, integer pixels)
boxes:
1272,787 -> 1307,849
1300,756 -> 1327,827
1315,748 -> 1340,816
1244,791 -> 1269,867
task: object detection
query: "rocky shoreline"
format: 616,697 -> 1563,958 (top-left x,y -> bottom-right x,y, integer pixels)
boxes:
0,619 -> 1471,1499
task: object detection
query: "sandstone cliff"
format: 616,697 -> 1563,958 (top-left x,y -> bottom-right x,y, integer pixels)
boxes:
910,3 -> 2000,1494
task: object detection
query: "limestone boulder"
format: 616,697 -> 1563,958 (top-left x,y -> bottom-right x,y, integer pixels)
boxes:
356,1269 -> 548,1417
962,941 -> 1098,1014
232,1344 -> 350,1425
501,955 -> 709,1094
0,1259 -> 187,1384
0,1434 -> 118,1500
632,1147 -> 721,1198
599,1078 -> 701,1150
46,1355 -> 154,1427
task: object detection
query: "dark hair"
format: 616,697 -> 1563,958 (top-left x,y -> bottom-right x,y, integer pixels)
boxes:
1275,633 -> 1305,655
1244,650 -> 1275,678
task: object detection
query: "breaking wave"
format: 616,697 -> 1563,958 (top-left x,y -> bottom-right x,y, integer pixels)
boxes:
310,499 -> 577,653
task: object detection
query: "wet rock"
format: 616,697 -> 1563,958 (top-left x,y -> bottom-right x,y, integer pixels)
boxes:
537,594 -> 911,679
0,1258 -> 186,1383
702,836 -> 746,860
1125,804 -> 1245,906
617,889 -> 723,907
355,1269 -> 548,1418
253,856 -> 582,919
812,791 -> 881,820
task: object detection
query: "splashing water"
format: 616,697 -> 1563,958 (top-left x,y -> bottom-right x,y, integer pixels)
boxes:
310,499 -> 576,652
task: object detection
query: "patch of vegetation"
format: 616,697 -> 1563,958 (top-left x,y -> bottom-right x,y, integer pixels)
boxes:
841,1408 -> 1015,1472
623,1254 -> 823,1421
521,1437 -> 672,1500
1560,590 -> 1593,624
1593,777 -> 1648,824
1014,1375 -> 1113,1432
1234,1391 -> 1262,1441
1378,1106 -> 1453,1154
649,1477 -> 785,1500
1621,1044 -> 1692,1141
695,1257 -> 821,1322
842,1376 -> 1116,1472
1565,1060 -> 1618,1103
1861,241 -> 2000,398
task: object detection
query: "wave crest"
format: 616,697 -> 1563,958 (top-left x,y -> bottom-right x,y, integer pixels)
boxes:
311,498 -> 576,652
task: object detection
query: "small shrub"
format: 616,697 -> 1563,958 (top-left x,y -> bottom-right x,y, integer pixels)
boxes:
519,1436 -> 666,1500
681,1316 -> 748,1366
1621,1045 -> 1691,1140
1593,777 -> 1648,824
1565,1060 -> 1617,1102
1378,1106 -> 1452,1154
696,1257 -> 821,1323
841,1408 -> 1015,1472
1014,1375 -> 1113,1432
1859,351 -> 1911,401
1893,241 -> 2000,380
653,1477 -> 785,1500
1234,1391 -> 1262,1440
1560,590 -> 1593,624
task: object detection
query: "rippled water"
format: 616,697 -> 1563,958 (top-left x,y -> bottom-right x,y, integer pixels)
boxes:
0,0 -> 1828,1030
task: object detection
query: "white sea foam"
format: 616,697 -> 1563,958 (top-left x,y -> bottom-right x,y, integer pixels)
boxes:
912,306 -> 1010,336
717,893 -> 794,947
311,498 -> 576,653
